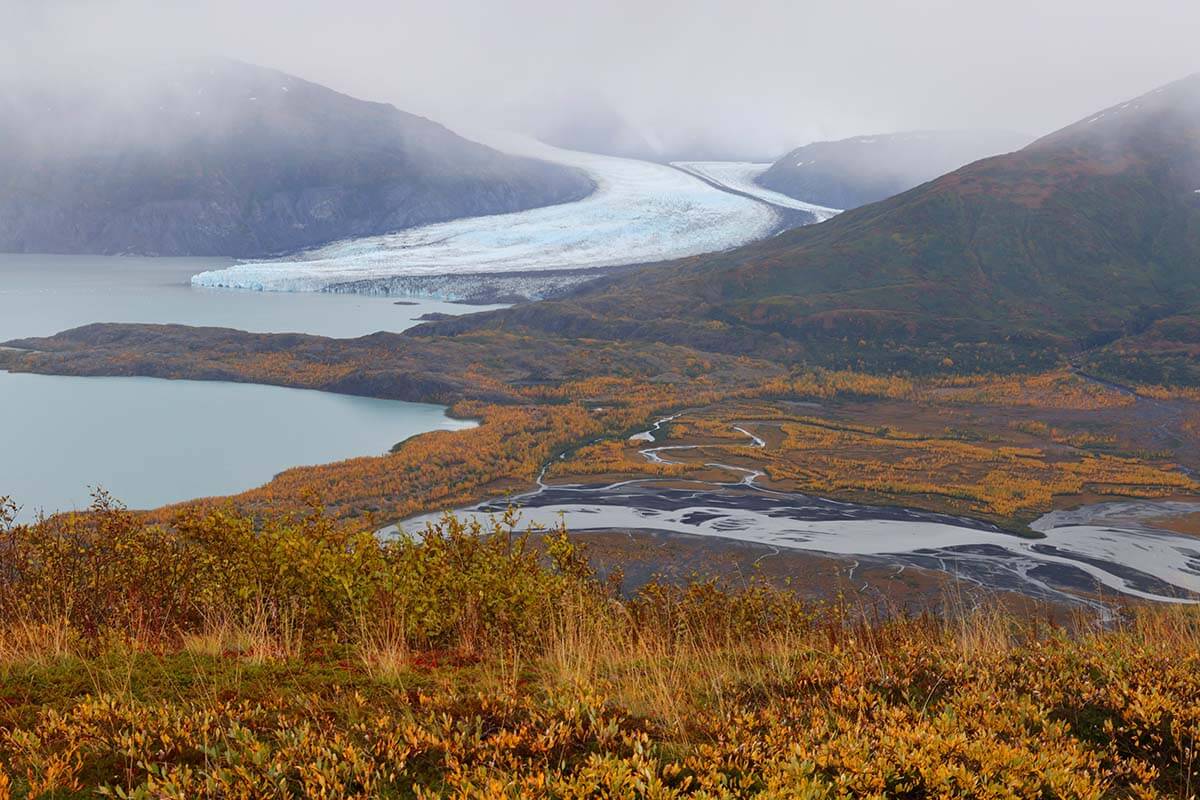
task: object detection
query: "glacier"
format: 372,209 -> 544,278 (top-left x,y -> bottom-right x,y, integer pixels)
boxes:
192,134 -> 785,296
671,161 -> 842,220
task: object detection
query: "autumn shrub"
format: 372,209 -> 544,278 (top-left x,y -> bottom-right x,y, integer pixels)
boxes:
3,497 -> 1200,797
0,496 -> 594,662
2,603 -> 1198,797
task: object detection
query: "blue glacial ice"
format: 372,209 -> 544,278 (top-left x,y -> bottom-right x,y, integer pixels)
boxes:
192,134 -> 787,294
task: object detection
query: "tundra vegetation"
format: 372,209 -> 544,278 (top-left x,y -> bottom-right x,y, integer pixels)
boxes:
5,73 -> 1200,797
0,496 -> 1198,798
5,324 -> 1196,531
133,363 -> 1194,533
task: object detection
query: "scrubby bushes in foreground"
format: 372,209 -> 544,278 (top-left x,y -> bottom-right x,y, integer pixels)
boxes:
0,493 -> 600,663
0,496 -> 1198,797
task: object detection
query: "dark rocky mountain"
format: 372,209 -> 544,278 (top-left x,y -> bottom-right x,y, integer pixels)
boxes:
419,74 -> 1200,379
756,129 -> 1030,209
0,60 -> 593,257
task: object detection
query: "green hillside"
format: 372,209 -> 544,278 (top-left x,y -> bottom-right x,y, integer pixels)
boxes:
420,74 -> 1200,376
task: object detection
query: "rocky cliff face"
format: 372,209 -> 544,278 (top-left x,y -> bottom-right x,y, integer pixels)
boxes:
0,60 -> 593,257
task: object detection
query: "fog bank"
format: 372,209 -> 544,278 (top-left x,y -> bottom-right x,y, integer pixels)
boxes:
7,0 -> 1200,157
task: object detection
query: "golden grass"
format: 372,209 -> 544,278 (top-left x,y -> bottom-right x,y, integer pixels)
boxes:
1,598 -> 1198,797
181,602 -> 306,665
0,617 -> 77,668
356,609 -> 412,682
2,499 -> 1199,796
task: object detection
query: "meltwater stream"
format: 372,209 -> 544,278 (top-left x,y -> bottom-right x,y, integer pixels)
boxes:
393,417 -> 1200,606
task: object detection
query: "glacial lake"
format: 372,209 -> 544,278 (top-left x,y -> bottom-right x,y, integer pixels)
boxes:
0,253 -> 493,521
0,253 -> 504,341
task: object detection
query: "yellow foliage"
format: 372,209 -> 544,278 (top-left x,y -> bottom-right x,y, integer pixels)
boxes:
933,370 -> 1134,410
596,404 -> 1200,521
750,368 -> 915,401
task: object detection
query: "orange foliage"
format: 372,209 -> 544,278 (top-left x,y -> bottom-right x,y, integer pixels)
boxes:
749,369 -> 915,401
1138,384 -> 1200,401
548,400 -> 1198,523
234,351 -> 361,385
932,370 -> 1134,410
548,439 -> 687,480
739,411 -> 1195,519
132,352 -> 1193,529
163,402 -> 605,524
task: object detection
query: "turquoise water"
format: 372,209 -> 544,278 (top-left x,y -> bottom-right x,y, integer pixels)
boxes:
0,253 -> 493,521
0,371 -> 473,522
0,253 -> 503,342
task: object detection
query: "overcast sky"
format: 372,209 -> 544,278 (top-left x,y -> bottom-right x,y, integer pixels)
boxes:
8,0 -> 1200,155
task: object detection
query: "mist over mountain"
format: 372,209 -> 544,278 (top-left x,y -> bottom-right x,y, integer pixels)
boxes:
0,59 -> 593,257
419,73 -> 1200,376
518,95 -> 775,163
756,130 -> 1031,210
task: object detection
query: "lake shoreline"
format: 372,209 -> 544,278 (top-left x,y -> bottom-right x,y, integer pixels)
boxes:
0,369 -> 472,523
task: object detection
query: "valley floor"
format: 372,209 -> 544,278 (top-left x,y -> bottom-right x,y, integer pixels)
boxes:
4,274 -> 1200,799
3,320 -> 1198,606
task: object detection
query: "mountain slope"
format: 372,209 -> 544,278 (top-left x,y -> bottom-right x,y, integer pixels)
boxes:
419,74 -> 1200,375
757,130 -> 1030,209
0,60 -> 593,257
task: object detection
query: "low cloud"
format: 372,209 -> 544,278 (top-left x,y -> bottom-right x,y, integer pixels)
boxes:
7,0 -> 1200,157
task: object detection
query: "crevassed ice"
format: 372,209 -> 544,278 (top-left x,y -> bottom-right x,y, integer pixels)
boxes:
192,134 -> 784,293
671,161 -> 842,220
